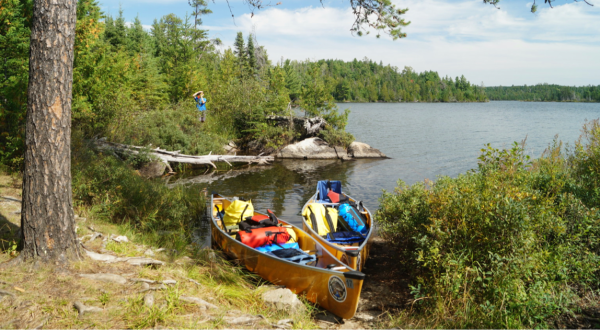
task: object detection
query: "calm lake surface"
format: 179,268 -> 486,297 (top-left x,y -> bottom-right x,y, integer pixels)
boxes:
180,101 -> 600,226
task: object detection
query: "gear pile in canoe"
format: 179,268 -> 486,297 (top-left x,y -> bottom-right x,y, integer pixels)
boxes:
301,180 -> 374,271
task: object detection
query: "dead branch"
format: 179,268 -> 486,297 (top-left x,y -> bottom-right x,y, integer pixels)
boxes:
93,139 -> 273,168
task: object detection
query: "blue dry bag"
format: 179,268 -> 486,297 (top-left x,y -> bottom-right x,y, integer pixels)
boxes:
338,203 -> 368,234
255,242 -> 299,253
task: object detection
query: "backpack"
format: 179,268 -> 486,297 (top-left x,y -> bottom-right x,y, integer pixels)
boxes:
302,203 -> 338,236
223,199 -> 254,230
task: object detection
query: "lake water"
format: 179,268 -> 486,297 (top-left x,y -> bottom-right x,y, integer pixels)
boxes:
179,101 -> 600,226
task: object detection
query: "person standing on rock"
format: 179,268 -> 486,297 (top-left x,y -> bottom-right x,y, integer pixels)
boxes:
193,91 -> 207,122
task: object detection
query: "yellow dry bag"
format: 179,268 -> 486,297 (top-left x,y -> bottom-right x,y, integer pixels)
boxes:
223,200 -> 254,230
302,203 -> 338,236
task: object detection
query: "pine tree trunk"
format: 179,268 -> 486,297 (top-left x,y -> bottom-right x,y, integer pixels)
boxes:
20,0 -> 80,262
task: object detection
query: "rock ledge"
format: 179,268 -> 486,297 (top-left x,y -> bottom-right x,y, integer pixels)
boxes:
275,138 -> 387,160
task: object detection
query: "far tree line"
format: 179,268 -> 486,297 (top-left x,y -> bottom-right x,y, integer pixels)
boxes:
485,84 -> 600,102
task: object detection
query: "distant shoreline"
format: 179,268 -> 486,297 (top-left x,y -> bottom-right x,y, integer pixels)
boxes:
334,100 -> 490,104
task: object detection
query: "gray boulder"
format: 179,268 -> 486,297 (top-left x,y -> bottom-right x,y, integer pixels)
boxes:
138,161 -> 167,178
348,142 -> 388,158
276,137 -> 338,159
179,296 -> 218,310
261,288 -> 305,314
223,141 -> 238,155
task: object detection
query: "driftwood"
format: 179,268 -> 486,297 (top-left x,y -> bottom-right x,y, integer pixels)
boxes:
266,115 -> 328,137
94,139 -> 273,169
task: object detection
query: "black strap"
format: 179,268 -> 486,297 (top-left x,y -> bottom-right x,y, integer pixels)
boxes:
267,210 -> 279,225
266,230 -> 287,249
307,206 -> 319,233
214,205 -> 222,219
324,207 -> 336,233
240,204 -> 249,221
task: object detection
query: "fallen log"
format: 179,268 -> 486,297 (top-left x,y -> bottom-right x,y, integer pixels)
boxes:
93,139 -> 273,169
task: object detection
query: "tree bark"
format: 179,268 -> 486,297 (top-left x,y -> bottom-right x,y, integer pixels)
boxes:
20,0 -> 80,262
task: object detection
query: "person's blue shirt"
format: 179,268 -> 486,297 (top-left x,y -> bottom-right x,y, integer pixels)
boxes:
195,96 -> 206,111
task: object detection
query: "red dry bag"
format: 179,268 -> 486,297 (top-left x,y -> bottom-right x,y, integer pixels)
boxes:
236,226 -> 290,248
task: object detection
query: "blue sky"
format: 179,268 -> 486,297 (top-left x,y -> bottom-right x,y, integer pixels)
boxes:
99,0 -> 600,86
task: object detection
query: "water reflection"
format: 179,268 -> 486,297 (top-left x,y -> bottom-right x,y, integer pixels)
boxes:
172,159 -> 380,226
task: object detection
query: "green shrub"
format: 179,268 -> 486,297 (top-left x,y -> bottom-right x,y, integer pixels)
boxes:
243,122 -> 298,150
570,119 -> 600,206
107,101 -> 227,156
72,140 -> 206,252
377,131 -> 600,328
319,128 -> 355,148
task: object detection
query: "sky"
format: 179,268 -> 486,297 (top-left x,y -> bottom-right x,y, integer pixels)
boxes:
99,0 -> 600,86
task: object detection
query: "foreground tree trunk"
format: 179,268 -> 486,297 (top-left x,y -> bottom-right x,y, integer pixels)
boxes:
20,0 -> 80,262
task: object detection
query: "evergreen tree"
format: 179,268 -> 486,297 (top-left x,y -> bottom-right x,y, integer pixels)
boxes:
247,34 -> 257,75
233,32 -> 247,74
104,8 -> 127,49
152,14 -> 202,101
300,64 -> 348,129
188,0 -> 212,28
283,59 -> 301,102
126,16 -> 151,54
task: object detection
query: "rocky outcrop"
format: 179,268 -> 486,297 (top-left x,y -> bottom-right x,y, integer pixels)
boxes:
276,137 -> 339,159
275,138 -> 387,160
347,142 -> 388,158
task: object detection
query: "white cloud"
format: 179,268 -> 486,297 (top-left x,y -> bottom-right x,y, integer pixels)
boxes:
204,0 -> 600,85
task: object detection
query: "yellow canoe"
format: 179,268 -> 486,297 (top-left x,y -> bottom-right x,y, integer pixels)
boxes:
210,193 -> 365,319
301,184 -> 374,271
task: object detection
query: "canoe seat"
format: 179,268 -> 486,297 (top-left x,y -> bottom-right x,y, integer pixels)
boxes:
268,248 -> 317,265
326,231 -> 365,245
